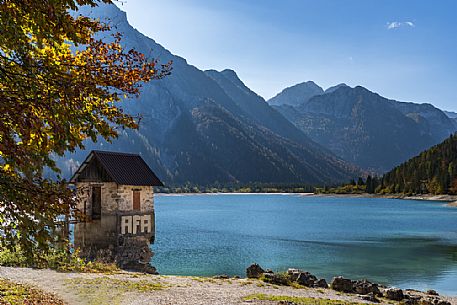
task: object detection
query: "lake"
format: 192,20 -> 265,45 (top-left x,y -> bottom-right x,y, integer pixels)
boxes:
152,194 -> 457,295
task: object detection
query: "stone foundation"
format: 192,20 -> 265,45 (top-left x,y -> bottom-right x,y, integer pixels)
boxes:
77,236 -> 156,274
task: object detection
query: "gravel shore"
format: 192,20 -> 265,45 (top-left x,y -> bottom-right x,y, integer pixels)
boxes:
1,267 -> 456,305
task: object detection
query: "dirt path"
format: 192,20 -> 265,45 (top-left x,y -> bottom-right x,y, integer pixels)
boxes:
0,267 -> 377,305
1,267 -> 456,305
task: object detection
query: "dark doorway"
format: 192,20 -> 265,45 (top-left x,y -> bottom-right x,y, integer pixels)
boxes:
91,186 -> 101,220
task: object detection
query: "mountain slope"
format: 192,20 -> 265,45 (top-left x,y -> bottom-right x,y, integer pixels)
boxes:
204,69 -> 322,145
274,85 -> 457,172
380,133 -> 457,194
268,81 -> 324,106
58,3 -> 358,185
444,111 -> 457,119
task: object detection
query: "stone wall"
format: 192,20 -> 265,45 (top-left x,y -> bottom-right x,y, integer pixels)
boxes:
74,182 -> 156,273
75,182 -> 154,217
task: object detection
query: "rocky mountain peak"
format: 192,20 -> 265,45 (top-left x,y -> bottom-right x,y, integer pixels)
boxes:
268,81 -> 324,106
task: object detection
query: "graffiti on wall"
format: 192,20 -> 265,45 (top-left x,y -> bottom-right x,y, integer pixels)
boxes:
120,214 -> 153,235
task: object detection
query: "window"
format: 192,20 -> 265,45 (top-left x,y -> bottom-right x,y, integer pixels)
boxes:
133,190 -> 140,211
91,186 -> 101,220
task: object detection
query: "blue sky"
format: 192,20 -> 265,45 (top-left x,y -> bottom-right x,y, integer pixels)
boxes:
115,0 -> 457,111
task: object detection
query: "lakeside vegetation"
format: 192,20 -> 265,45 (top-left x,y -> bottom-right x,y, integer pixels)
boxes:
0,279 -> 65,305
0,246 -> 119,274
317,134 -> 457,196
156,183 -> 317,194
243,294 -> 363,305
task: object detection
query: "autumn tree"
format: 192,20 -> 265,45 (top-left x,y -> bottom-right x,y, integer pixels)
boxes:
0,0 -> 171,261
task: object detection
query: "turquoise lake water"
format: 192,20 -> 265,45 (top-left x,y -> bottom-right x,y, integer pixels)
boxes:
152,194 -> 457,295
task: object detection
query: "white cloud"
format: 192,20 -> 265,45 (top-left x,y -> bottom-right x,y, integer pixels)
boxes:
387,21 -> 415,30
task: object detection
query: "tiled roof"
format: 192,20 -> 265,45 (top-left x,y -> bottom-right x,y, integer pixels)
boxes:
71,150 -> 163,186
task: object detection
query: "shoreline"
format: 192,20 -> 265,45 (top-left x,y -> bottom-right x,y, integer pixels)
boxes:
156,192 -> 457,206
1,267 -> 456,305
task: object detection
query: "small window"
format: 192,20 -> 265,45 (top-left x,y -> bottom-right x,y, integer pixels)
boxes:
133,190 -> 141,211
91,186 -> 101,220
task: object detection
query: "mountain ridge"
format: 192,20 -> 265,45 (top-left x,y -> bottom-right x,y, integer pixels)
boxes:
58,3 -> 359,185
273,84 -> 457,172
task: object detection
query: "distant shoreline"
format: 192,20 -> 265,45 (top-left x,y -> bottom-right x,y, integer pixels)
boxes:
156,192 -> 457,206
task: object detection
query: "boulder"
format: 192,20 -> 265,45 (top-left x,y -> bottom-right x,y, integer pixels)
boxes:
296,272 -> 317,287
246,263 -> 265,279
384,288 -> 405,301
287,269 -> 303,281
213,274 -> 229,279
427,290 -> 439,296
419,299 -> 434,305
361,292 -> 380,303
314,278 -> 328,288
262,272 -> 290,286
287,268 -> 302,274
404,295 -> 422,305
353,279 -> 381,295
420,298 -> 446,305
330,276 -> 354,293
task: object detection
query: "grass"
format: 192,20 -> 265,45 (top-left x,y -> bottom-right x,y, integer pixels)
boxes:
0,246 -> 119,274
243,293 -> 364,305
0,278 -> 65,305
65,276 -> 168,305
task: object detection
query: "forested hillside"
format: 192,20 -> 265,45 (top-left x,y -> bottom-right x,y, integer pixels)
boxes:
380,133 -> 457,194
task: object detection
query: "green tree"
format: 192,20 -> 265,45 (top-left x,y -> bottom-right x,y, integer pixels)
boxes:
357,177 -> 365,186
0,0 -> 171,261
365,175 -> 374,193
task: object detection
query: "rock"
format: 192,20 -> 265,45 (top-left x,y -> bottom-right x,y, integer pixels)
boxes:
287,269 -> 303,281
314,278 -> 328,288
232,275 -> 240,279
421,298 -> 445,305
296,272 -> 317,287
384,288 -> 405,301
330,276 -> 354,293
420,299 -> 434,305
287,268 -> 302,274
115,236 -> 157,273
262,273 -> 290,286
246,263 -> 265,279
404,295 -> 422,305
361,292 -> 380,303
353,279 -> 381,295
427,290 -> 439,296
213,274 -> 229,279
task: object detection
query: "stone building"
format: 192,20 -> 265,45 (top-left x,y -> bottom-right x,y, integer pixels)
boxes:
70,150 -> 163,272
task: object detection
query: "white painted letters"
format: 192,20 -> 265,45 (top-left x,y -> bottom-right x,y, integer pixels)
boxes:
121,216 -> 132,234
120,214 -> 152,235
141,215 -> 152,233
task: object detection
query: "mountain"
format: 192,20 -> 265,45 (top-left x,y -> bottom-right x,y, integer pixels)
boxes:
58,3 -> 358,186
267,81 -> 324,106
273,85 -> 457,172
388,101 -> 457,141
444,111 -> 457,119
380,133 -> 457,194
324,83 -> 349,94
